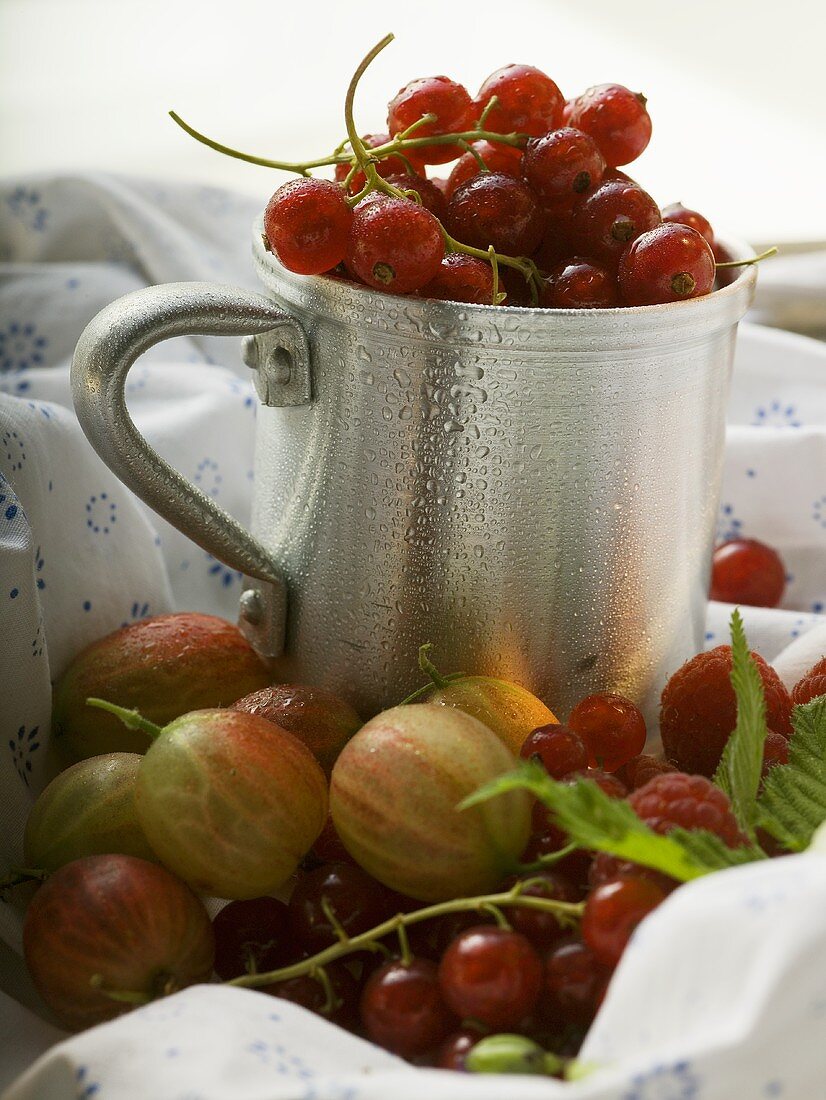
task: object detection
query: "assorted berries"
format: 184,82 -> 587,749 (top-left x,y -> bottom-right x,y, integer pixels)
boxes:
178,41 -> 753,307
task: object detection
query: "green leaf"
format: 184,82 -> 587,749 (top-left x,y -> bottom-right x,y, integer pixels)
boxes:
463,764 -> 760,883
758,695 -> 826,851
712,609 -> 768,836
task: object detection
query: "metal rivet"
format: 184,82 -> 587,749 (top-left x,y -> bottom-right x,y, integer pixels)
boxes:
268,347 -> 293,386
239,588 -> 263,624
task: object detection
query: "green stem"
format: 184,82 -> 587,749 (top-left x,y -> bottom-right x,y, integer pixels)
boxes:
479,902 -> 511,930
168,112 -> 352,175
311,966 -> 341,1016
476,94 -> 500,130
0,867 -> 47,897
90,974 -> 152,1005
396,922 -> 413,966
86,698 -> 163,741
418,642 -> 451,689
228,885 -> 583,990
343,34 -> 402,206
715,246 -> 777,269
516,842 -> 579,873
398,672 -> 466,706
320,895 -> 351,945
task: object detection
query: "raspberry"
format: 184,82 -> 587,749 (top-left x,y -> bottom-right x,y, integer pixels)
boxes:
761,730 -> 789,779
629,772 -> 744,847
660,645 -> 793,776
615,754 -> 678,791
791,657 -> 826,706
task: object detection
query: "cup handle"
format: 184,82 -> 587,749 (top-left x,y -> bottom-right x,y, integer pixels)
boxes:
71,281 -> 311,658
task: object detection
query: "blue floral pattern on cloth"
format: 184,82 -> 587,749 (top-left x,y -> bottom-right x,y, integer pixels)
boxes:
751,400 -> 802,428
205,551 -> 242,589
623,1061 -> 701,1100
0,323 -> 48,397
5,186 -> 48,232
75,1065 -> 100,1098
8,723 -> 40,786
120,600 -> 151,627
717,502 -> 745,542
85,492 -> 117,534
2,428 -> 27,471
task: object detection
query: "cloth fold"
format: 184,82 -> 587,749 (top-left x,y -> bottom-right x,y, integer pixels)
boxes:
1,174 -> 825,1097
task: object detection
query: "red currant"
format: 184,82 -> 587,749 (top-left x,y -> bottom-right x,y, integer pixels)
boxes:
419,253 -> 496,305
264,178 -> 352,275
265,960 -> 360,1027
544,938 -> 610,1025
346,196 -> 444,294
618,223 -> 715,305
474,64 -> 565,137
574,768 -> 629,798
582,878 -> 666,967
615,754 -> 678,791
505,870 -> 579,949
446,140 -> 523,199
709,538 -> 786,608
661,202 -> 715,246
567,692 -> 646,771
522,128 -> 606,205
438,926 -> 543,1029
566,84 -> 652,166
311,815 -> 356,865
360,957 -> 455,1057
519,723 -> 588,778
384,173 -> 447,222
436,1028 -> 482,1070
541,257 -> 619,309
571,179 -> 661,266
288,862 -> 398,953
212,897 -> 293,980
388,76 -> 474,165
445,172 -> 544,256
334,134 -> 410,194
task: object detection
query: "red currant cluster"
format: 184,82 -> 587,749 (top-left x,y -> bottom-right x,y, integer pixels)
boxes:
175,36 -> 765,308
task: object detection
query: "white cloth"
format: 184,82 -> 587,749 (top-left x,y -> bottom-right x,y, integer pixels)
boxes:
1,174 -> 825,1097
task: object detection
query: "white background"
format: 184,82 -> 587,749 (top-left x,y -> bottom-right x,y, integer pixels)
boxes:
2,0 -> 825,245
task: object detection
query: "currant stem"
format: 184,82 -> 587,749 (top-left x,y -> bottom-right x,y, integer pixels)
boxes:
227,886 -> 584,990
397,922 -> 413,966
715,246 -> 778,269
477,95 -> 500,130
85,698 -> 163,741
321,895 -> 351,945
168,112 -> 352,174
479,902 -> 511,930
516,842 -> 579,873
311,966 -> 341,1015
343,34 -> 401,206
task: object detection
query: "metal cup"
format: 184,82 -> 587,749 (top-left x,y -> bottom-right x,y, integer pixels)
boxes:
72,226 -> 756,722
